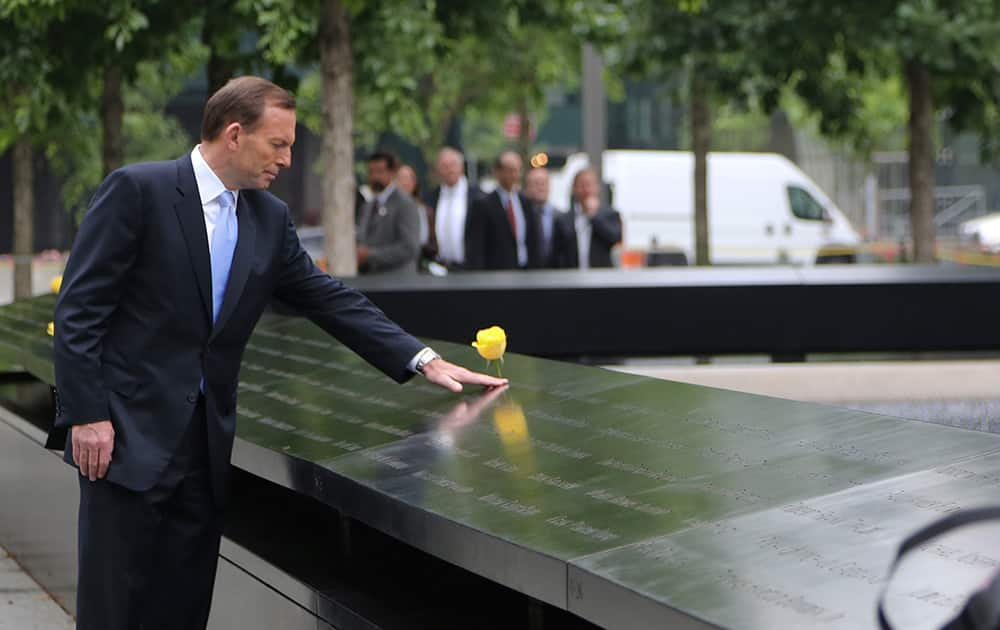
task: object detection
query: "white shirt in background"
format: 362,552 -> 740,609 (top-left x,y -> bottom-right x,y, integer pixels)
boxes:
435,176 -> 469,264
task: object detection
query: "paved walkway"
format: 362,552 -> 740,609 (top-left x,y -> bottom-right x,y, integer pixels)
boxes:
609,359 -> 1000,402
609,359 -> 1000,432
0,545 -> 73,630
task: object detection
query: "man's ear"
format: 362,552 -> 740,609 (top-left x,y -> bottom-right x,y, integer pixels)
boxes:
223,122 -> 241,149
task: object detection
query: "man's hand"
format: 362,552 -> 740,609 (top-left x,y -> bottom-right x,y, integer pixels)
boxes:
422,358 -> 508,393
71,420 -> 115,482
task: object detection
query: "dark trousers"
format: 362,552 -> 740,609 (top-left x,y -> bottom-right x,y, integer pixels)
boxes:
76,397 -> 222,630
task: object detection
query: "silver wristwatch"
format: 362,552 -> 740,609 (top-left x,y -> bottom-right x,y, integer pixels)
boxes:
414,348 -> 441,373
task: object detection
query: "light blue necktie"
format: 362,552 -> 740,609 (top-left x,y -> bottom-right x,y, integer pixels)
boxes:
210,190 -> 238,324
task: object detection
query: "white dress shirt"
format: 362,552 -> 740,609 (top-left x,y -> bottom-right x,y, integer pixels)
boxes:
434,176 -> 469,264
572,202 -> 592,270
191,146 -> 239,249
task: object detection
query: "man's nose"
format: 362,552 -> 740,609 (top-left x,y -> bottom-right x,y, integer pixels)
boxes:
277,148 -> 292,169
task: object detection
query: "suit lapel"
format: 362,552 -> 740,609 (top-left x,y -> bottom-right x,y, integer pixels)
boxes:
211,194 -> 256,339
563,213 -> 580,267
173,156 -> 213,325
492,191 -> 516,242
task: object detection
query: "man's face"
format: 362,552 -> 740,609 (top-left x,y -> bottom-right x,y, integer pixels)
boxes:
232,104 -> 295,190
495,153 -> 522,191
436,152 -> 462,187
367,159 -> 393,193
573,170 -> 599,203
524,169 -> 549,205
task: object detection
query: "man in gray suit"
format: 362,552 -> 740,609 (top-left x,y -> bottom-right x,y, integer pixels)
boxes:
357,151 -> 421,273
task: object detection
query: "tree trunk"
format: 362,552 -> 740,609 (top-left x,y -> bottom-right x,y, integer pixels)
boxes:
320,0 -> 357,277
206,51 -> 236,96
906,58 -> 935,263
13,136 -> 33,299
766,109 -> 798,163
691,70 -> 711,266
202,7 -> 237,96
102,63 -> 124,175
516,93 -> 531,185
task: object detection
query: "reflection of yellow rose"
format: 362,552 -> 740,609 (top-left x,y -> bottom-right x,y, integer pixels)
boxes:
493,401 -> 527,446
46,321 -> 54,336
472,326 -> 507,361
50,275 -> 62,294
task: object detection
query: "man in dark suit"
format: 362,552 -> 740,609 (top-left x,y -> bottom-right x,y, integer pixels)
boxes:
421,147 -> 482,269
51,76 -> 505,630
551,167 -> 623,269
524,166 -> 559,267
356,151 -> 421,274
464,151 -> 544,270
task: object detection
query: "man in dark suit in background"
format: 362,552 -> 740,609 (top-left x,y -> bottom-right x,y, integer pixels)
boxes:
422,147 -> 482,269
551,167 -> 623,269
464,150 -> 543,270
51,76 -> 505,630
524,167 -> 559,267
356,151 -> 421,274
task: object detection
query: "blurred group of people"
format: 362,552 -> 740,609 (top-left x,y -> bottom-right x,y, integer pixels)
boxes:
354,147 -> 622,275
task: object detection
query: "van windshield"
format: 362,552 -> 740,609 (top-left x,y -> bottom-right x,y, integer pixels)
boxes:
787,186 -> 826,221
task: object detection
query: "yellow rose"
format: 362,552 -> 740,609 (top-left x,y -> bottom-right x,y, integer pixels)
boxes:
46,321 -> 54,336
471,326 -> 507,361
50,275 -> 62,294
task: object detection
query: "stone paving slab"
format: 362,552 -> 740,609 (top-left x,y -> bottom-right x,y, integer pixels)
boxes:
611,360 -> 1000,403
0,546 -> 73,630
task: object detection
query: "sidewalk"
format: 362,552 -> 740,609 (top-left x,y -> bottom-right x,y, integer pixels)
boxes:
609,359 -> 1000,432
0,545 -> 73,629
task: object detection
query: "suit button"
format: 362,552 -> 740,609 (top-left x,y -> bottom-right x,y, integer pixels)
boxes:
187,393 -> 198,404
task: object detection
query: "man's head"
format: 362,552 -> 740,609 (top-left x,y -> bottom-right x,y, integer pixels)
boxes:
494,150 -> 522,192
572,168 -> 600,205
524,168 -> 550,206
367,151 -> 399,193
435,147 -> 464,187
199,76 -> 297,190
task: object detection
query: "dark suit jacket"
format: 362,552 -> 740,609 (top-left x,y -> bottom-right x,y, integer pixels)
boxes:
357,187 -> 421,273
422,182 -> 483,264
464,190 -> 544,270
551,205 -> 623,269
50,154 -> 424,501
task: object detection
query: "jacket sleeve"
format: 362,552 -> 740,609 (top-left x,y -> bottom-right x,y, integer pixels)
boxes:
273,208 -> 424,383
591,209 -> 623,247
53,169 -> 144,427
366,197 -> 421,272
523,195 -> 546,269
549,214 -> 572,269
463,197 -> 487,270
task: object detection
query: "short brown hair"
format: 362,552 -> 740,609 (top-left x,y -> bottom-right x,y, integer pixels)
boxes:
201,76 -> 296,141
572,167 -> 598,188
367,150 -> 399,171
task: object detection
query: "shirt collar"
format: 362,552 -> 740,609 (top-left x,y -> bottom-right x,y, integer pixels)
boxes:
191,145 -> 238,207
374,183 -> 396,205
497,187 -> 517,206
444,176 -> 467,194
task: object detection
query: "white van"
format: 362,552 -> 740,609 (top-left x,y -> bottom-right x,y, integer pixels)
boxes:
548,151 -> 861,265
